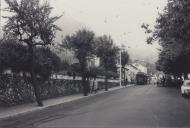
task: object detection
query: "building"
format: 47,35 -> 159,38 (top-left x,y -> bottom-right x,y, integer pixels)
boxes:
117,62 -> 148,84
125,64 -> 141,83
132,63 -> 148,74
87,56 -> 100,68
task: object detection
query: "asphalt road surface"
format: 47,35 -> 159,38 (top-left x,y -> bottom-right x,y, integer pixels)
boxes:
1,85 -> 190,128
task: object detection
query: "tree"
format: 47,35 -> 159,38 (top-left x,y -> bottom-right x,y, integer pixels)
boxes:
96,35 -> 119,91
121,51 -> 129,85
62,29 -> 95,96
86,66 -> 104,79
0,39 -> 29,73
0,39 -> 61,83
34,47 -> 61,81
142,0 -> 190,79
0,40 -> 62,105
4,0 -> 61,106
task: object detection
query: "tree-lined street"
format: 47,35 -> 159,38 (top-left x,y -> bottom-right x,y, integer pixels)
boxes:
1,85 -> 190,128
1,0 -> 190,127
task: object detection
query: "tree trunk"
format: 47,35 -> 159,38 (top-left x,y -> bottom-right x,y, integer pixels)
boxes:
123,67 -> 126,86
105,76 -> 108,91
82,73 -> 88,96
29,46 -> 43,106
80,60 -> 89,96
73,72 -> 76,88
105,69 -> 108,91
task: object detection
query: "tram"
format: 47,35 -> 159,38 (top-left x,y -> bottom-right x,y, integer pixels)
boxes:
136,72 -> 148,85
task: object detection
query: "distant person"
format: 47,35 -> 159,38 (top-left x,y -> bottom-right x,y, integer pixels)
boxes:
162,77 -> 166,87
125,78 -> 128,87
93,77 -> 98,93
89,78 -> 94,93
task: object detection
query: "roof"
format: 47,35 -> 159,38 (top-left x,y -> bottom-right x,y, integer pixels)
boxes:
126,64 -> 141,71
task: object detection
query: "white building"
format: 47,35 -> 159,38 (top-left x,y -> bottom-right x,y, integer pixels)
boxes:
87,56 -> 100,67
132,63 -> 148,74
125,64 -> 141,83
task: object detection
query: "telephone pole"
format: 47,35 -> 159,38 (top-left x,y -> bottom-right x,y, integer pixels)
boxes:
120,49 -> 122,87
0,0 -> 3,39
0,0 -> 1,38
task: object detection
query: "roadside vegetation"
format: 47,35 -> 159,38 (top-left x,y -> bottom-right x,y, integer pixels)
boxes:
0,0 -> 129,106
142,0 -> 190,86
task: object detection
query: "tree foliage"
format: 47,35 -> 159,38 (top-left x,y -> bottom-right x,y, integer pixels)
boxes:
95,35 -> 119,91
62,29 -> 95,96
34,47 -> 61,80
4,0 -> 61,46
0,39 -> 61,80
142,0 -> 190,78
4,0 -> 61,106
96,35 -> 119,73
63,29 -> 95,63
0,39 -> 29,73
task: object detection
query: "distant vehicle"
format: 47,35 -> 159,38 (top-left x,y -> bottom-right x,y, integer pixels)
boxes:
181,80 -> 190,97
136,72 -> 148,85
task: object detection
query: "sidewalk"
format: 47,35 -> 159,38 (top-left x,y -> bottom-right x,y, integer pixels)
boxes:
0,85 -> 133,120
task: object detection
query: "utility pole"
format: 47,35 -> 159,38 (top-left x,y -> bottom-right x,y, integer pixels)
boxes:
0,0 -> 1,38
119,44 -> 126,87
120,47 -> 122,87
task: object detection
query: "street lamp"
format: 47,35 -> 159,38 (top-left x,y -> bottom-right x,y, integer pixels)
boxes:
0,0 -> 1,38
119,45 -> 125,87
119,44 -> 129,87
120,49 -> 122,87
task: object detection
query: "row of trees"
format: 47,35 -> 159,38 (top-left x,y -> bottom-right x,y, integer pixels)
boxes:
1,0 -> 129,106
62,30 -> 121,95
142,0 -> 190,79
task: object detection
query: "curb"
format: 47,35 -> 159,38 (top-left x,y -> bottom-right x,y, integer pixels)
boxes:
0,85 -> 134,120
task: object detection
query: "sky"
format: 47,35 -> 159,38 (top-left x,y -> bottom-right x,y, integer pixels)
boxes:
1,0 -> 168,63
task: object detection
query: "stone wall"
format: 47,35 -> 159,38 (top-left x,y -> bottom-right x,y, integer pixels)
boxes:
0,74 -> 119,107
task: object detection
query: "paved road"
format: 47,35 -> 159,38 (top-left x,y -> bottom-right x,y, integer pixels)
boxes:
1,85 -> 190,128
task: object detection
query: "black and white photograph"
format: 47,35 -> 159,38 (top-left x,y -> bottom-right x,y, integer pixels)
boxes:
0,0 -> 190,128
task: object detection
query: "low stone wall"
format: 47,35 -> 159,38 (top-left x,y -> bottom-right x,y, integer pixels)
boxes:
0,74 -> 119,107
0,74 -> 35,106
98,81 -> 120,90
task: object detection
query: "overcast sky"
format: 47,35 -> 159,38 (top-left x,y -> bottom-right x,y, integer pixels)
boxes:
1,0 -> 168,63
